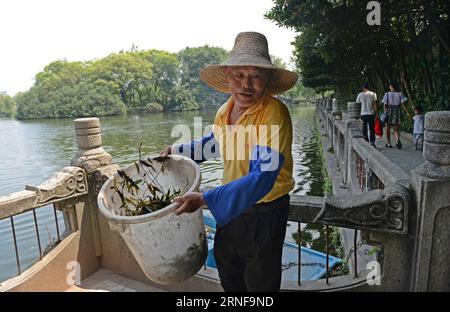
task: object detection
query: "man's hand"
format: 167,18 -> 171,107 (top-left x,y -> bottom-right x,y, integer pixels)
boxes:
174,192 -> 206,215
160,145 -> 175,157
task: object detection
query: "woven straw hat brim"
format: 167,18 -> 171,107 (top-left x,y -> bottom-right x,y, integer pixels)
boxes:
200,64 -> 298,95
200,31 -> 298,94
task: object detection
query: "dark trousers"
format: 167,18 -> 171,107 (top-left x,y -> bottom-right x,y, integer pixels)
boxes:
213,194 -> 290,292
361,114 -> 375,144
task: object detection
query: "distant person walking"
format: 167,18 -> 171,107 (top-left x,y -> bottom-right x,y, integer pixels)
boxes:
356,83 -> 378,148
412,105 -> 424,150
381,82 -> 408,149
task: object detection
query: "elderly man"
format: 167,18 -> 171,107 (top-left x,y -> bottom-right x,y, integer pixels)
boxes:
160,32 -> 298,292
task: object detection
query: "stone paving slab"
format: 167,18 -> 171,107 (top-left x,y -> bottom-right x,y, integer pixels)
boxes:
65,268 -> 166,292
371,131 -> 424,175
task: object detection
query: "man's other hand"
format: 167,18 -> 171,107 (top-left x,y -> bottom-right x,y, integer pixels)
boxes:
160,145 -> 175,157
174,192 -> 206,215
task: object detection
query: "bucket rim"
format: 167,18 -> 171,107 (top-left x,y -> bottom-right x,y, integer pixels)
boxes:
97,154 -> 201,224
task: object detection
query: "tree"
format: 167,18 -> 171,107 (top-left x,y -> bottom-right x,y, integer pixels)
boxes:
15,59 -> 127,119
266,0 -> 450,115
171,85 -> 199,111
178,46 -> 229,109
13,44 -> 303,119
271,55 -> 287,69
0,93 -> 15,117
89,52 -> 153,107
136,50 -> 180,109
270,54 -> 317,103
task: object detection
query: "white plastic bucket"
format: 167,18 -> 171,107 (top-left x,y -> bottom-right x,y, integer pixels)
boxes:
97,154 -> 207,285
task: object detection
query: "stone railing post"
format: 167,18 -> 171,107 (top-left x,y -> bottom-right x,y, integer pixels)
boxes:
326,98 -> 332,113
71,118 -> 112,173
343,102 -> 363,188
331,98 -> 342,119
70,117 -> 119,258
347,101 -> 361,120
331,98 -> 342,154
316,98 -> 323,127
321,99 -> 327,130
410,111 -> 450,291
319,98 -> 323,123
326,98 -> 333,138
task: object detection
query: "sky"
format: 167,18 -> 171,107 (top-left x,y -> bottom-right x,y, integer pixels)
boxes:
0,0 -> 298,96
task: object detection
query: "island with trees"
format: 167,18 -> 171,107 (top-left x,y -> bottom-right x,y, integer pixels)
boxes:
6,45 -> 313,120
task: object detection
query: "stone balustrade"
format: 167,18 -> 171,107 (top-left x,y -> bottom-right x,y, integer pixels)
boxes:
314,98 -> 450,291
0,118 -> 116,291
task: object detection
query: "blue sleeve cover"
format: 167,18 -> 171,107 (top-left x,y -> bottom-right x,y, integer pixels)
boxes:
203,145 -> 285,227
175,132 -> 219,163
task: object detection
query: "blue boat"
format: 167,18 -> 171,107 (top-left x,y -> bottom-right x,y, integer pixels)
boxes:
203,210 -> 342,281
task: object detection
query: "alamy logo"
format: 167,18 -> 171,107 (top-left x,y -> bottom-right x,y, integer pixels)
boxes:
367,1 -> 381,25
66,261 -> 81,286
366,261 -> 381,286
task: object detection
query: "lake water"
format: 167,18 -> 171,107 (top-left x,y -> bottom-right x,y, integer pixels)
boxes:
0,104 -> 324,283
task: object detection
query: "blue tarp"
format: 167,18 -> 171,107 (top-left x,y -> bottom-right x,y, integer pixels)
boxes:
203,210 -> 342,281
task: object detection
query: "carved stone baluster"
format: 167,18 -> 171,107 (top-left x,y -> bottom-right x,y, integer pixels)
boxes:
411,111 -> 450,291
331,98 -> 342,119
331,98 -> 341,157
347,101 -> 361,120
71,117 -> 112,173
343,102 -> 363,187
70,117 -> 117,258
326,98 -> 332,113
326,98 -> 333,138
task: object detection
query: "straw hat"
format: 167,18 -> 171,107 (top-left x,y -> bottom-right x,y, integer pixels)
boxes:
200,32 -> 298,94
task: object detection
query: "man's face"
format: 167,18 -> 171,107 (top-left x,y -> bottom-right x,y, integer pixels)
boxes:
225,66 -> 270,106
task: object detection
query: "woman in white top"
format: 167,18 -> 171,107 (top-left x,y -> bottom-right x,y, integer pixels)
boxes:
381,82 -> 408,149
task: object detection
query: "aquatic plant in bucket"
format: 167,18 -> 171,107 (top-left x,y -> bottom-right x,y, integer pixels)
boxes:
111,155 -> 186,216
97,149 -> 207,285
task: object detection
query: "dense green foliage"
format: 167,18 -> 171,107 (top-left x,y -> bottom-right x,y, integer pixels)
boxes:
0,93 -> 15,117
267,0 -> 450,116
178,46 -> 229,110
15,60 -> 127,119
270,55 -> 317,104
15,46 -> 228,120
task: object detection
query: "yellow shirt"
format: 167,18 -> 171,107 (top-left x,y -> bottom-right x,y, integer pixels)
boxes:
212,93 -> 295,203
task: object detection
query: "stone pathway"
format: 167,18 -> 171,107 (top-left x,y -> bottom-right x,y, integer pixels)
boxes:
372,131 -> 424,175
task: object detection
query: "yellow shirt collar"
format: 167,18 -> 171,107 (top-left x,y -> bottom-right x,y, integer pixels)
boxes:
220,91 -> 270,125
